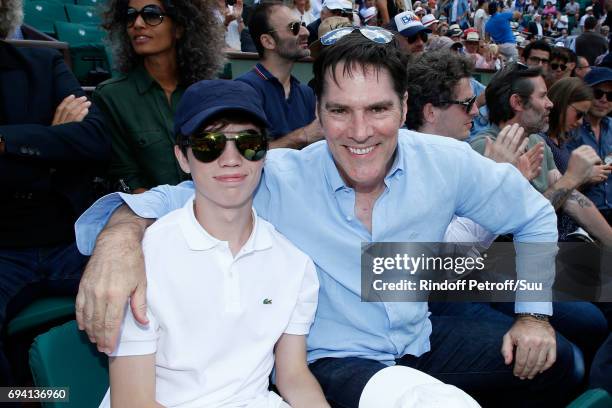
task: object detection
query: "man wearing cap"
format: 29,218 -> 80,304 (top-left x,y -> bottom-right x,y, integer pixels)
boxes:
236,2 -> 324,149
576,16 -> 608,65
307,0 -> 353,44
420,13 -> 439,33
567,67 -> 612,224
464,31 -> 490,68
393,10 -> 431,53
485,2 -> 521,60
447,23 -> 463,42
579,5 -> 595,32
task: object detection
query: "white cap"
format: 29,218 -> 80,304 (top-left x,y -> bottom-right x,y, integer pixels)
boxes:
421,14 -> 439,27
359,366 -> 482,408
394,11 -> 430,37
323,0 -> 353,11
415,6 -> 425,13
360,6 -> 377,21
586,5 -> 593,11
466,31 -> 480,41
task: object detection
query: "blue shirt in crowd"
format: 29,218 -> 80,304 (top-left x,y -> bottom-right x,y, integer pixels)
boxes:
485,12 -> 517,44
567,117 -> 612,210
235,63 -> 316,140
76,131 -> 556,365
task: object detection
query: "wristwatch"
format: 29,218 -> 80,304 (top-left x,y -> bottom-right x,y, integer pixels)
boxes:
515,312 -> 550,322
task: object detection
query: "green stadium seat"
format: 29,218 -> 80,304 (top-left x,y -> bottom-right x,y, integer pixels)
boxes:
29,320 -> 109,408
7,297 -> 75,337
23,1 -> 68,36
55,21 -> 110,84
76,0 -> 106,6
65,4 -> 102,26
567,389 -> 612,408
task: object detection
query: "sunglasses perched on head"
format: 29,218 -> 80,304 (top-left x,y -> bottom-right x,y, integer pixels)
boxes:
593,88 -> 612,101
269,21 -> 302,36
320,26 -> 394,46
125,4 -> 168,27
180,130 -> 268,163
407,31 -> 428,44
550,63 -> 567,71
440,95 -> 477,113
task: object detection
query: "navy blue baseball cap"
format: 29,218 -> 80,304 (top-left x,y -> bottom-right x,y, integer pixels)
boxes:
584,67 -> 612,87
174,80 -> 270,138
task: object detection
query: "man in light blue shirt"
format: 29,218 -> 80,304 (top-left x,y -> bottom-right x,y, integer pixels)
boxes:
75,29 -> 580,406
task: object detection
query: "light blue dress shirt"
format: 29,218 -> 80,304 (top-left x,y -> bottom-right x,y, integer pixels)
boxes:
76,130 -> 557,365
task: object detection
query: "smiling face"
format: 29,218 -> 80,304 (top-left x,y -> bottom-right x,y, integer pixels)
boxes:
126,0 -> 180,58
175,122 -> 265,211
267,5 -> 310,60
318,63 -> 407,192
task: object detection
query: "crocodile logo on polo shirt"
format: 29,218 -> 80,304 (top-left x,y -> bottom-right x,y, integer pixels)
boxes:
263,298 -> 272,305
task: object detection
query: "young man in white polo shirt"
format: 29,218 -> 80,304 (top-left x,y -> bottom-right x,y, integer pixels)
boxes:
98,80 -> 328,408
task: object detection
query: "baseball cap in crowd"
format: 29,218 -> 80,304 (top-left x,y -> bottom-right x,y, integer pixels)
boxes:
425,35 -> 454,51
323,0 -> 353,12
359,6 -> 378,22
447,24 -> 463,38
421,13 -> 439,27
586,5 -> 593,11
584,67 -> 612,87
394,10 -> 431,37
465,31 -> 480,42
413,0 -> 422,7
174,80 -> 269,137
359,366 -> 482,408
317,16 -> 351,38
439,15 -> 448,22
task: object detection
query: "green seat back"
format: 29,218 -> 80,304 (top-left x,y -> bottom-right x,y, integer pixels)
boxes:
76,0 -> 106,6
7,297 -> 75,337
567,389 -> 612,408
55,21 -> 109,83
65,4 -> 102,26
23,1 -> 68,36
29,320 -> 109,408
54,20 -> 104,45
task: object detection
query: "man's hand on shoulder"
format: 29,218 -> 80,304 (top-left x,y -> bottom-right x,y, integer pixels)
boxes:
501,315 -> 556,380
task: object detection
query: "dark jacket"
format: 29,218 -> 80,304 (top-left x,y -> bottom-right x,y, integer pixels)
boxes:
0,41 -> 110,246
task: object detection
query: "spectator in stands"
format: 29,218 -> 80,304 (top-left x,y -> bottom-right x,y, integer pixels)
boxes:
94,0 -> 225,193
521,39 -> 551,74
527,13 -> 544,38
485,2 -> 521,60
579,5 -> 595,31
76,28 -> 582,408
464,31 -> 495,68
564,0 -> 580,32
375,0 -> 406,25
97,79 -> 329,408
549,47 -> 571,85
237,2 -> 323,148
573,55 -> 591,78
290,0 -> 316,26
0,0 -> 108,385
392,11 -> 431,54
420,13 -> 439,33
576,16 -> 608,65
474,0 -> 489,39
448,0 -> 470,28
216,0 -> 244,50
567,67 -> 612,224
306,0 -> 352,45
542,0 -> 557,16
472,65 -> 612,245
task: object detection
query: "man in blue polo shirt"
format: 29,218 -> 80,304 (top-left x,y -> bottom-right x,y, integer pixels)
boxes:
485,2 -> 521,60
236,2 -> 324,149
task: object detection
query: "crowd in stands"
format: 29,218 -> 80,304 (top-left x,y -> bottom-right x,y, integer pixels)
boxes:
2,0 -> 612,406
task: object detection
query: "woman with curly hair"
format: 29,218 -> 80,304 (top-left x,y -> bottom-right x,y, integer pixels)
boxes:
94,0 -> 225,193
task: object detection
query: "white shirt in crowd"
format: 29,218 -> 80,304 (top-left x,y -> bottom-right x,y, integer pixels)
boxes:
98,198 -> 319,408
290,7 -> 316,26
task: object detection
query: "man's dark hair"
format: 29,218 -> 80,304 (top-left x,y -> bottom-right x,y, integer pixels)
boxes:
522,39 -> 551,61
312,31 -> 409,103
585,16 -> 597,31
488,2 -> 498,15
248,1 -> 283,58
405,52 -> 474,130
486,64 -> 543,125
550,47 -> 569,64
477,0 -> 487,8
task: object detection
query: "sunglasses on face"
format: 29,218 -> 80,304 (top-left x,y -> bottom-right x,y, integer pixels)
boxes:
180,130 -> 268,163
125,5 -> 168,27
550,63 -> 567,71
320,26 -> 394,46
593,88 -> 612,101
407,31 -> 428,44
269,21 -> 302,36
569,104 -> 587,120
441,94 -> 477,114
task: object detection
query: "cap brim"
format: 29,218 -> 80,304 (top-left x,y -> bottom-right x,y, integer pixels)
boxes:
179,106 -> 269,136
400,25 -> 431,37
586,76 -> 612,86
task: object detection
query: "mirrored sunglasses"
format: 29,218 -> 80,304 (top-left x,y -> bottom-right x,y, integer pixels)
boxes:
320,26 -> 394,46
181,130 -> 268,163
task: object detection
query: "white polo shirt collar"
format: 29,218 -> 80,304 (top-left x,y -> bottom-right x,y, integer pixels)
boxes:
178,196 -> 274,253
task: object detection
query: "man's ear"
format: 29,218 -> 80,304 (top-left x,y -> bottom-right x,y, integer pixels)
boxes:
509,93 -> 524,112
174,145 -> 191,174
260,33 -> 276,51
422,102 -> 437,124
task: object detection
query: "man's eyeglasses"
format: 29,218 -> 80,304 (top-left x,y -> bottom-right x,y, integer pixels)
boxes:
593,88 -> 612,101
125,5 -> 168,27
269,21 -> 302,36
569,104 -> 587,120
406,31 -> 428,44
440,95 -> 477,113
527,56 -> 549,65
320,26 -> 394,46
551,63 -> 567,71
180,130 -> 268,163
